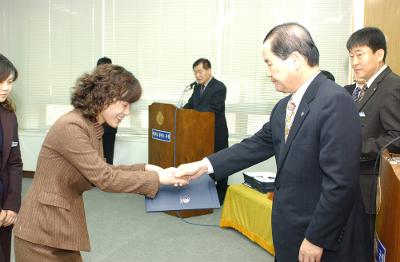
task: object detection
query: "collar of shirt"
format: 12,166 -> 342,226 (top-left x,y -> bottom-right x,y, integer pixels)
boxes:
367,64 -> 387,88
355,83 -> 364,90
290,71 -> 319,113
203,77 -> 213,88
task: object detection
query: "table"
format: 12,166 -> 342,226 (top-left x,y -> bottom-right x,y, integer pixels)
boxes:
219,184 -> 275,255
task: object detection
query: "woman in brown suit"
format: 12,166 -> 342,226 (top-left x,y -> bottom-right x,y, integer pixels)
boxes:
14,64 -> 186,261
0,54 -> 23,262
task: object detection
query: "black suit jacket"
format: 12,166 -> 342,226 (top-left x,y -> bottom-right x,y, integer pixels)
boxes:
208,73 -> 371,261
343,83 -> 356,96
344,66 -> 400,214
184,77 -> 228,152
0,105 -> 22,262
0,106 -> 23,212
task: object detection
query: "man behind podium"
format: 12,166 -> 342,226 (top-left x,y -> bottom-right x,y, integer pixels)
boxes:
183,58 -> 229,204
177,23 -> 372,261
346,27 -> 400,248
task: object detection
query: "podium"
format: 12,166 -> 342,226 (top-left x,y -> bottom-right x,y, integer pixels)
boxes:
375,150 -> 400,261
148,103 -> 215,217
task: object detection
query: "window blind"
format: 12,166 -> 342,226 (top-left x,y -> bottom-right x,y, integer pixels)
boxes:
0,0 -> 352,141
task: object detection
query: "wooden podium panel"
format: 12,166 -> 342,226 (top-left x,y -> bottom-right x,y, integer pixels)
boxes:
375,151 -> 400,261
148,103 -> 214,168
175,108 -> 214,166
148,103 -> 215,217
148,103 -> 176,168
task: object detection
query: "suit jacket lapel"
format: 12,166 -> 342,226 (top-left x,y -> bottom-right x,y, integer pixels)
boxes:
357,67 -> 392,111
276,98 -> 288,162
277,73 -> 322,172
348,84 -> 356,95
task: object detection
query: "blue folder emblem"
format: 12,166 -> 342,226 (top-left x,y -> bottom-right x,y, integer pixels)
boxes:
375,237 -> 386,262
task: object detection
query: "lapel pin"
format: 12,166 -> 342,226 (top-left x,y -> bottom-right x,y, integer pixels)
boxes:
301,112 -> 304,116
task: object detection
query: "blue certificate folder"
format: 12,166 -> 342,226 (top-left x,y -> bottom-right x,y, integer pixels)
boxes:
145,175 -> 220,212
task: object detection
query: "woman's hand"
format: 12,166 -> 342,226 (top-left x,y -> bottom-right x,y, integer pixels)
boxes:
158,167 -> 189,187
0,210 -> 17,227
145,164 -> 163,172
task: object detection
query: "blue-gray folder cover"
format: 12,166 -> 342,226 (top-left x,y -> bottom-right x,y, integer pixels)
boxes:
145,175 -> 220,212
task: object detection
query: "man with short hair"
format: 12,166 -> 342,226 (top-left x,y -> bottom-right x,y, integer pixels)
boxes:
178,23 -> 371,261
184,58 -> 229,204
346,27 -> 400,247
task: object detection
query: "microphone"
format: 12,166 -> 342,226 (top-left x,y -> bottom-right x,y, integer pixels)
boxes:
177,81 -> 197,108
186,81 -> 197,90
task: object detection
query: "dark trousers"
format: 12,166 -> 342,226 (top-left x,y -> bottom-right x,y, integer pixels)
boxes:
214,140 -> 229,205
367,213 -> 376,261
0,226 -> 12,262
216,177 -> 229,205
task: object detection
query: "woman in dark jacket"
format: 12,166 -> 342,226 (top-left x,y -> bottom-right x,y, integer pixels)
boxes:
0,54 -> 23,262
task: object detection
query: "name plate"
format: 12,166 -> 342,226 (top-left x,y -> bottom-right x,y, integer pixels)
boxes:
375,237 -> 386,262
151,128 -> 171,142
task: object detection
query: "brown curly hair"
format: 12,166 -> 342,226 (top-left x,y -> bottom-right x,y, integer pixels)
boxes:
71,64 -> 142,122
0,54 -> 18,112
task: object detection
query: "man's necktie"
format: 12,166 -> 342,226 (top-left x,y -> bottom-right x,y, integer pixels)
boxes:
200,85 -> 205,95
351,86 -> 361,101
358,84 -> 367,101
352,84 -> 368,102
284,98 -> 296,141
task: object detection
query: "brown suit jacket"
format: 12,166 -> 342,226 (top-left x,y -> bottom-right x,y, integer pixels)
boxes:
14,109 -> 160,251
0,105 -> 23,212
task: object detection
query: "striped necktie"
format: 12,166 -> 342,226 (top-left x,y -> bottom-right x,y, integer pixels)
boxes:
352,84 -> 367,102
357,84 -> 368,101
351,86 -> 361,101
284,98 -> 296,141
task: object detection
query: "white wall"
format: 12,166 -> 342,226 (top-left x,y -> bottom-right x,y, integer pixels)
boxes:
19,133 -> 276,185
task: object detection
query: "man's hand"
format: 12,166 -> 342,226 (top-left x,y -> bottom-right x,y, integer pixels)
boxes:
177,161 -> 208,180
298,238 -> 323,262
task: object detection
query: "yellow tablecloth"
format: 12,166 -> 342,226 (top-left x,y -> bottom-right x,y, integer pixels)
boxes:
219,184 -> 275,255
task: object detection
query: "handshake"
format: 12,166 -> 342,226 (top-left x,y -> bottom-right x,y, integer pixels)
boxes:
145,160 -> 210,187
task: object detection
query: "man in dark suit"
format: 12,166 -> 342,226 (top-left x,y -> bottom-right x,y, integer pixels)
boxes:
183,58 -> 229,204
97,57 -> 118,164
177,23 -> 371,261
346,27 -> 400,246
